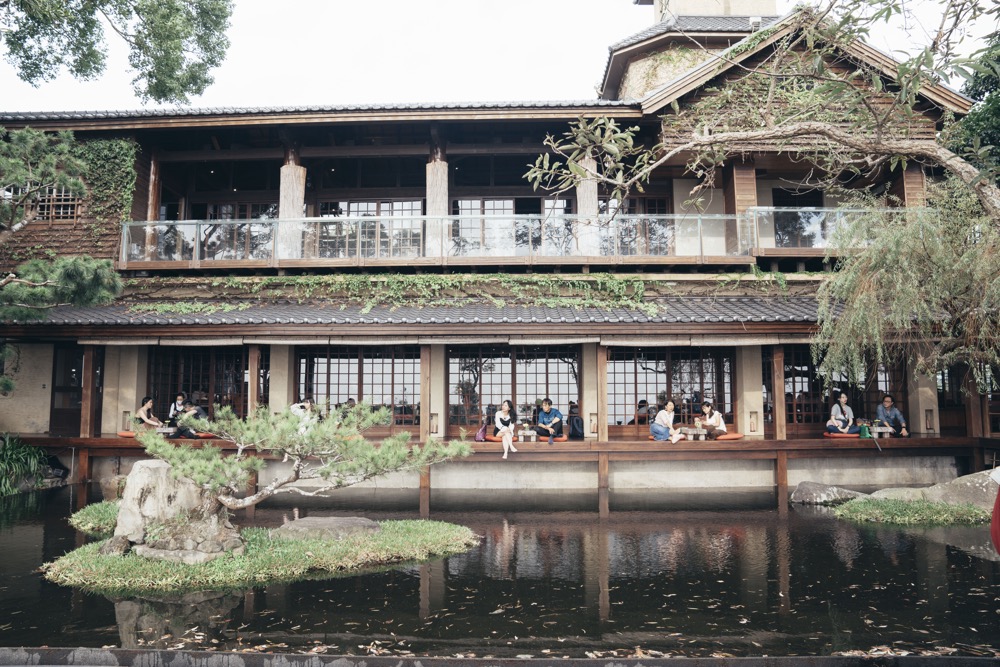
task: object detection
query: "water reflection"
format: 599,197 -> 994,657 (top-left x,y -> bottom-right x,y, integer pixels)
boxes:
0,486 -> 997,658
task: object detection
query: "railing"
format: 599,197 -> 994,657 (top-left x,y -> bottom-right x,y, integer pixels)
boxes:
117,212 -> 793,266
747,207 -> 868,251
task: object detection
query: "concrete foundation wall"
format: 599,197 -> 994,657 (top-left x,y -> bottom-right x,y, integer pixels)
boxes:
433,461 -> 596,490
787,456 -> 957,487
0,344 -> 53,433
611,459 -> 774,488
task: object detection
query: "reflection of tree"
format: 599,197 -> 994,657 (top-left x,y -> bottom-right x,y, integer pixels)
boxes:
451,356 -> 495,426
774,211 -> 821,249
113,590 -> 243,649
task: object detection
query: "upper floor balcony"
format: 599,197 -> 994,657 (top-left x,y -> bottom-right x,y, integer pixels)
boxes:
118,207 -> 899,270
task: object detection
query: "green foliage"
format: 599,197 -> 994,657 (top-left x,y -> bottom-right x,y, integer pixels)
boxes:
137,402 -> 471,510
69,500 -> 120,537
0,433 -> 47,496
814,176 -> 1000,391
43,520 -> 479,595
0,127 -> 86,232
128,301 -> 250,316
953,31 -> 1000,170
75,138 -> 138,231
0,255 -> 123,320
1,0 -> 234,104
834,497 -> 991,525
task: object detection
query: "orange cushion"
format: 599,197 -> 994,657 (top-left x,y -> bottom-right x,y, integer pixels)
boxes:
116,431 -> 136,438
823,431 -> 860,438
484,434 -> 519,443
551,434 -> 569,442
715,432 -> 744,441
196,432 -> 216,439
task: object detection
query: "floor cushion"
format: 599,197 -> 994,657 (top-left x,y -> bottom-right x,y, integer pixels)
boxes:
823,431 -> 861,438
484,434 -> 519,443
116,431 -> 136,438
549,434 -> 569,442
715,432 -> 744,441
196,432 -> 216,439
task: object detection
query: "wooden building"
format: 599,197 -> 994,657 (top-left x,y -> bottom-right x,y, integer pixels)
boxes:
0,1 -> 995,507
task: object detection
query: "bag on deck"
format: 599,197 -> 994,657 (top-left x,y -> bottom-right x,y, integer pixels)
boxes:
474,422 -> 487,442
569,415 -> 585,439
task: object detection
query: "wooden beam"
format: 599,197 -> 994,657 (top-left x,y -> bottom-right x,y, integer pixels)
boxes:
775,450 -> 788,507
598,452 -> 610,519
74,447 -> 90,484
420,345 -> 432,442
772,346 -> 787,441
597,345 -> 609,443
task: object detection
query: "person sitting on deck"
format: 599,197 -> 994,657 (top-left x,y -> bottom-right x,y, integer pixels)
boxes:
134,396 -> 163,431
826,392 -> 861,435
628,399 -> 651,425
291,397 -> 322,433
495,399 -> 518,459
696,401 -> 727,440
650,400 -> 680,443
875,394 -> 909,437
170,400 -> 209,439
536,398 -> 563,444
167,392 -> 187,426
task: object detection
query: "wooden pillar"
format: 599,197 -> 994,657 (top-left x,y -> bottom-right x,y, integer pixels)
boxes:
597,345 -> 609,442
426,126 -> 448,258
277,145 -> 306,260
891,164 -> 927,208
576,156 -> 601,256
146,153 -> 161,222
79,345 -> 98,438
247,344 -> 260,413
420,345 -> 432,443
419,465 -> 431,518
964,374 -> 985,438
723,161 -> 757,254
772,346 -> 787,440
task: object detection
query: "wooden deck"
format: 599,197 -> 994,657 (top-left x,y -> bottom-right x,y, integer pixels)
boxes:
23,434 -> 994,516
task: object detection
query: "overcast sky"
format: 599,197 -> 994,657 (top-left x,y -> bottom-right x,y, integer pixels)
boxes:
0,0 -> 993,113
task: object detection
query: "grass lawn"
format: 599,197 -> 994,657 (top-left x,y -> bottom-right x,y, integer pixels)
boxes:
833,498 -> 991,526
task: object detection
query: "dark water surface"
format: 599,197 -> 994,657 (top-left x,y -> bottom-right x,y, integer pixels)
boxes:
1,485 -> 998,659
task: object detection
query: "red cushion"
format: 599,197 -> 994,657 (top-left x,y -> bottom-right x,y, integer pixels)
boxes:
484,434 -> 519,443
715,432 -> 744,441
196,432 -> 216,439
823,431 -> 860,438
551,435 -> 569,442
116,431 -> 136,438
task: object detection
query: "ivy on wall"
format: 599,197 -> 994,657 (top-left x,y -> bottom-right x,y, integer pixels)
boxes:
74,138 -> 139,239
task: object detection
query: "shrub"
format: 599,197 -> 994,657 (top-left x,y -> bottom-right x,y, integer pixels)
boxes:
0,433 -> 48,496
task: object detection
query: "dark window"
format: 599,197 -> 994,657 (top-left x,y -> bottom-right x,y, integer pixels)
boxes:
607,347 -> 734,437
296,346 -> 421,433
148,347 -> 251,419
447,345 -> 580,435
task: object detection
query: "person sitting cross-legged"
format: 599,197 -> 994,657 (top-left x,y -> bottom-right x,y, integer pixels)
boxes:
875,394 -> 909,437
536,398 -> 563,444
170,400 -> 208,438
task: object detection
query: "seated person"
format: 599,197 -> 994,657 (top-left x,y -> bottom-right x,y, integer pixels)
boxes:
875,394 -> 909,437
535,397 -> 563,444
696,401 -> 727,440
826,392 -> 861,434
650,400 -> 682,443
291,397 -> 323,433
134,396 -> 163,431
167,392 -> 187,426
628,399 -> 651,425
171,400 -> 209,439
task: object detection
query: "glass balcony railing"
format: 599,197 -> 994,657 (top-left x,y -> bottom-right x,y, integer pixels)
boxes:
747,207 -> 867,251
121,214 -> 754,266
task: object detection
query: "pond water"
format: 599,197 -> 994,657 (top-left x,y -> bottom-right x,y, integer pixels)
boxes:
1,485 -> 998,659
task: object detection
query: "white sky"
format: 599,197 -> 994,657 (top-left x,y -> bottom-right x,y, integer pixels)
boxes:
0,0 -> 994,113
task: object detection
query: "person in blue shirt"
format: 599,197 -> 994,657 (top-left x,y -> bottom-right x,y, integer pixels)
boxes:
536,397 -> 563,444
876,394 -> 909,437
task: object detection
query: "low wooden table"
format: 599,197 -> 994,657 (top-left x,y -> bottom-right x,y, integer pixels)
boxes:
680,426 -> 708,441
870,426 -> 895,438
521,429 -> 537,443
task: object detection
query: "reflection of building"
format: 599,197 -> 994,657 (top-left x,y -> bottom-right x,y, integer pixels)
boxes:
0,1 -> 995,483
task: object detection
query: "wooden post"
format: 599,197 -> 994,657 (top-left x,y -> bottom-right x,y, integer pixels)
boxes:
146,153 -> 161,222
79,345 -> 97,438
775,451 -> 788,509
597,345 -> 609,443
772,346 -> 787,441
598,452 -> 609,518
419,465 -> 431,518
74,447 -> 90,484
247,344 -> 260,413
420,345 -> 432,443
964,374 -> 985,438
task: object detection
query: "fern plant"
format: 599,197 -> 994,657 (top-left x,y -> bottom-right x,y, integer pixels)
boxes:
0,433 -> 48,496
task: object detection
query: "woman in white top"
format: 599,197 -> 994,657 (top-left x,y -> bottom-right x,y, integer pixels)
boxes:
650,400 -> 679,442
495,400 -> 518,459
696,401 -> 727,440
167,392 -> 186,425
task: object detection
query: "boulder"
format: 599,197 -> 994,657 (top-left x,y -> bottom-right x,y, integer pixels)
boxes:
790,481 -> 869,505
100,474 -> 128,501
870,470 -> 999,510
114,459 -> 243,564
271,516 -> 381,541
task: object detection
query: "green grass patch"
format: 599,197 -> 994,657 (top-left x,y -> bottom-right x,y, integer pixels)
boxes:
69,500 -> 120,537
42,520 -> 478,596
834,498 -> 991,526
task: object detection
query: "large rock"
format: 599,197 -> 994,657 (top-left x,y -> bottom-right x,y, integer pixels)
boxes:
114,459 -> 243,564
871,470 -> 999,510
271,516 -> 381,541
789,481 -> 869,505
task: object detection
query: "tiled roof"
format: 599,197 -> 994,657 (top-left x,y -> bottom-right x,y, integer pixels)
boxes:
0,99 -> 637,123
610,15 -> 781,51
11,297 -> 818,327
